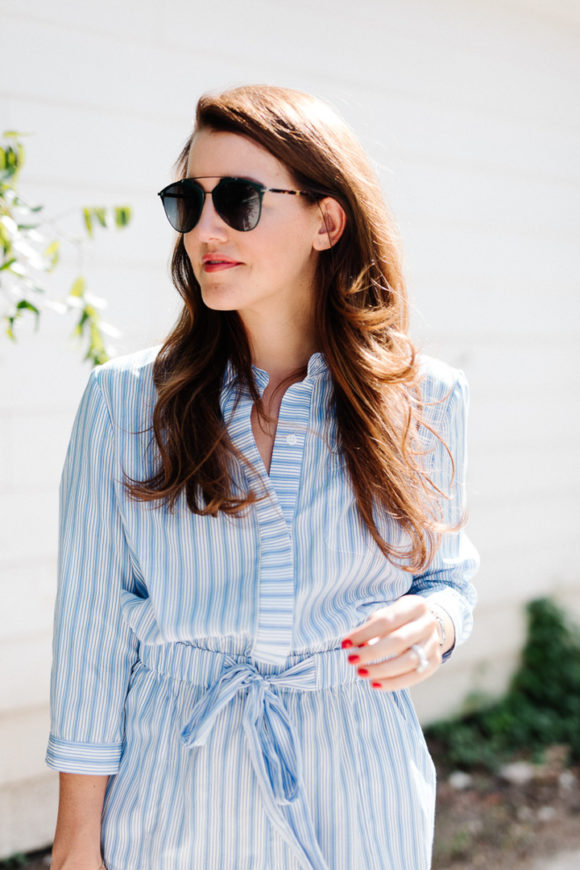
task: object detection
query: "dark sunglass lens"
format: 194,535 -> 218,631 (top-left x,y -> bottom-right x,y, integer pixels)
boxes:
214,180 -> 261,231
160,182 -> 202,232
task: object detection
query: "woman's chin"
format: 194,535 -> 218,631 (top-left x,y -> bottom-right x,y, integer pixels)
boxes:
200,287 -> 245,312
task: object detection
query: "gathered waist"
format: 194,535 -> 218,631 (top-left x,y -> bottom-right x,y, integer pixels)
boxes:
137,641 -> 359,692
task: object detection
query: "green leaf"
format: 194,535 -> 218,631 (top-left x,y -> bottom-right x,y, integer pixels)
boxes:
0,224 -> 10,255
3,299 -> 42,338
83,207 -> 93,238
43,240 -> 60,269
93,207 -> 107,228
75,309 -> 90,335
114,205 -> 131,227
16,299 -> 40,315
88,346 -> 110,366
0,134 -> 121,366
5,147 -> 19,172
1,130 -> 30,138
70,276 -> 86,298
94,349 -> 109,366
89,320 -> 106,352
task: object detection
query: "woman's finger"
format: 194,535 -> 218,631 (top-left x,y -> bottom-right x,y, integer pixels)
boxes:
369,647 -> 443,692
364,631 -> 440,681
344,608 -> 435,666
365,634 -> 442,691
343,602 -> 444,690
342,594 -> 429,649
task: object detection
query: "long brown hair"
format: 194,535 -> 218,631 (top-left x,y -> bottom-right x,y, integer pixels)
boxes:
125,84 -> 464,573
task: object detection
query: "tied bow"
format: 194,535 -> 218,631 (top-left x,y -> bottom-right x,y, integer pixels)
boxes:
180,656 -> 329,869
180,657 -> 317,802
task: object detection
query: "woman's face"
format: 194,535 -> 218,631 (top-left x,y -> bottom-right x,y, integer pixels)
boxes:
183,129 -> 323,324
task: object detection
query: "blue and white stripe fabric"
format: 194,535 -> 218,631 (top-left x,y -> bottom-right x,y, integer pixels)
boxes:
46,345 -> 479,870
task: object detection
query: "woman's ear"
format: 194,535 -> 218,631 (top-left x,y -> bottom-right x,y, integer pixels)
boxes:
312,197 -> 347,251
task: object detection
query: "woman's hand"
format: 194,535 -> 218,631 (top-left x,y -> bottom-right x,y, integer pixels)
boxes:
341,594 -> 449,691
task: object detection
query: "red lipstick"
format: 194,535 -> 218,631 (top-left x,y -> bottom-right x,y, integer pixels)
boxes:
202,254 -> 242,272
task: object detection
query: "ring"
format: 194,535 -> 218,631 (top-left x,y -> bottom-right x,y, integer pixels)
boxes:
410,643 -> 429,674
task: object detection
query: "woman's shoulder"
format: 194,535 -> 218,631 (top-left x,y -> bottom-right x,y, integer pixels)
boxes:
415,352 -> 468,401
414,353 -> 470,435
96,344 -> 161,377
87,344 -> 162,422
91,344 -> 160,387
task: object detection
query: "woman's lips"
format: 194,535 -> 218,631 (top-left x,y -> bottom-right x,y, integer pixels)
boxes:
202,255 -> 242,272
203,261 -> 241,272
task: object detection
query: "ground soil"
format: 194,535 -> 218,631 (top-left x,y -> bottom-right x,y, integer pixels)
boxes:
3,746 -> 580,870
431,744 -> 580,869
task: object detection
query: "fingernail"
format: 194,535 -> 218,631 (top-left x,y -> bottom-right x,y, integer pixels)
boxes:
358,667 -> 369,677
371,681 -> 382,688
347,654 -> 360,663
342,639 -> 353,649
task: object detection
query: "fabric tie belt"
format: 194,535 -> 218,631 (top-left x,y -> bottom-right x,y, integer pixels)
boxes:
138,643 -> 359,870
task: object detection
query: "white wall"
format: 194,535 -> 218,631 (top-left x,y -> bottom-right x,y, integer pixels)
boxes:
1,0 -> 578,857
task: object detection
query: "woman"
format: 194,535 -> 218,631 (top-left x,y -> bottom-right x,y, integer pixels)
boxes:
46,84 -> 479,870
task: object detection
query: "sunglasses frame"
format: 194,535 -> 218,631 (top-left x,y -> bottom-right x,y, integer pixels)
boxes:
157,176 -> 318,233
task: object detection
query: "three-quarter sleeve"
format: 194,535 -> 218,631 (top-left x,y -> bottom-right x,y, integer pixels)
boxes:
45,367 -> 140,774
408,368 -> 479,661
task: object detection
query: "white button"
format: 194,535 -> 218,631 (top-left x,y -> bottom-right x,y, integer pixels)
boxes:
286,433 -> 297,446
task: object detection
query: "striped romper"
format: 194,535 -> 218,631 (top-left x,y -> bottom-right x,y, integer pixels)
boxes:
46,345 -> 479,869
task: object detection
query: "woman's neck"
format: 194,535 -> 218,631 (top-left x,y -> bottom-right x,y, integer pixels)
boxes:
241,311 -> 319,384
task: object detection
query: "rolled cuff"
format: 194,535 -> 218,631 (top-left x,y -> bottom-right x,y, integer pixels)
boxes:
414,585 -> 473,663
45,734 -> 123,774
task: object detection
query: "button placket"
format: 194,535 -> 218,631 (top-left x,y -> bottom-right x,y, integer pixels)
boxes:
219,358 -> 327,667
269,380 -> 312,530
221,386 -> 293,664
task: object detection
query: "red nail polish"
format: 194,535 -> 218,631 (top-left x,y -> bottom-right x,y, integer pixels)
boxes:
358,667 -> 369,677
371,681 -> 382,688
348,654 -> 360,663
342,639 -> 353,649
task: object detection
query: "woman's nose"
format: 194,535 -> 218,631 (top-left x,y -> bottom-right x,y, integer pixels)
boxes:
194,193 -> 228,242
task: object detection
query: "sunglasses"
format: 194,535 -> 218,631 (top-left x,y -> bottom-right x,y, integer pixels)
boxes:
157,176 -> 318,233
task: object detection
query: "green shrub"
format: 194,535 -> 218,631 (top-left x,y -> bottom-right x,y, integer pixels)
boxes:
425,597 -> 580,771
